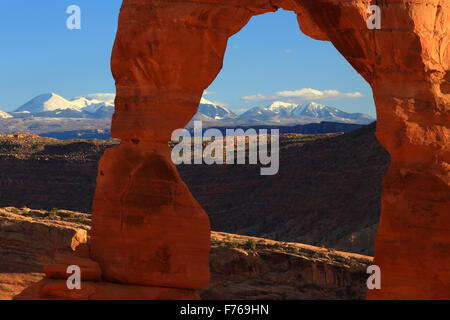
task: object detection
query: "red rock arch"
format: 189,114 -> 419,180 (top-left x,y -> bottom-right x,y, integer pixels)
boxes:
90,0 -> 449,299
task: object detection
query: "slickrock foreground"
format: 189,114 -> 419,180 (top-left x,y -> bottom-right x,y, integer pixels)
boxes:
0,207 -> 89,299
0,207 -> 88,273
0,208 -> 371,300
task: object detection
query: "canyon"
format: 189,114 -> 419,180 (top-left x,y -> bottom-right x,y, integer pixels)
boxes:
0,123 -> 389,256
10,0 -> 450,299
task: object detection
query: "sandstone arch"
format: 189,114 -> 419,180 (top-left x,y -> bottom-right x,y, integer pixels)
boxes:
19,0 -> 448,300
89,0 -> 449,299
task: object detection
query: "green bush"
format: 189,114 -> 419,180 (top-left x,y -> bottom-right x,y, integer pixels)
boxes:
247,239 -> 257,250
46,208 -> 59,217
9,207 -> 20,214
346,257 -> 356,266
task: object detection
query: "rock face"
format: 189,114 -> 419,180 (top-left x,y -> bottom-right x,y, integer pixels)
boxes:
91,142 -> 210,289
1,208 -> 372,300
0,133 -> 114,212
0,208 -> 90,300
95,0 -> 448,299
202,232 -> 372,300
0,208 -> 88,273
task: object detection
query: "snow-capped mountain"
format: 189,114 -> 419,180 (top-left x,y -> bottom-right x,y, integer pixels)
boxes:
237,101 -> 374,125
0,109 -> 12,119
197,98 -> 237,120
186,98 -> 237,127
11,93 -> 115,119
15,93 -> 81,113
71,94 -> 115,119
3,93 -> 374,129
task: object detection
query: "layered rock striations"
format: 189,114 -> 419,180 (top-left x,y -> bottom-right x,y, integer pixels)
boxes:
1,208 -> 372,300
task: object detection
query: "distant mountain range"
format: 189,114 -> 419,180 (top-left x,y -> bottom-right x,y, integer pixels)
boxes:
9,93 -> 115,119
187,98 -> 374,127
0,93 -> 374,137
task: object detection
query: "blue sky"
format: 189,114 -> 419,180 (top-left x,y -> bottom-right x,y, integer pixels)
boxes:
0,1 -> 376,117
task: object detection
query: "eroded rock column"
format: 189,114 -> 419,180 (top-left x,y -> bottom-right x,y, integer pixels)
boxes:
91,0 -> 449,298
90,0 -> 276,290
286,0 -> 449,299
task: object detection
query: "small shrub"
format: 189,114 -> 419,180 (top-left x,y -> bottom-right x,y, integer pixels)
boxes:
46,208 -> 59,217
59,211 -> 75,218
9,207 -> 20,214
230,242 -> 239,248
247,239 -> 257,250
346,257 -> 356,266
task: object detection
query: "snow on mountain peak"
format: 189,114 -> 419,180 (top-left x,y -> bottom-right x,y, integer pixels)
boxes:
269,101 -> 298,108
82,93 -> 115,102
6,92 -> 374,125
239,100 -> 374,125
200,97 -> 215,105
70,93 -> 115,113
0,109 -> 12,119
268,101 -> 299,112
72,93 -> 115,105
16,93 -> 81,113
197,98 -> 237,121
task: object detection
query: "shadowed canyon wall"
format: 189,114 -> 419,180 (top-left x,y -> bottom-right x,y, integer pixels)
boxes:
18,0 -> 448,299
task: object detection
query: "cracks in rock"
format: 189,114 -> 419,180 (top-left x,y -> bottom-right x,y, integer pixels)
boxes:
119,159 -> 145,232
267,0 -> 280,11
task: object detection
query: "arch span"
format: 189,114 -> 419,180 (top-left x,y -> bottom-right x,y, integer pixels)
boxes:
88,0 -> 449,299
